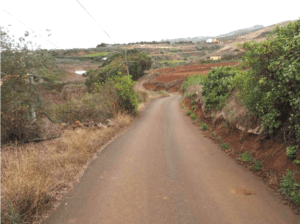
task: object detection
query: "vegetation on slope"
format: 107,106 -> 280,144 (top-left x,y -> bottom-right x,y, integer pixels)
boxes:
181,20 -> 300,206
84,49 -> 152,90
1,27 -> 151,223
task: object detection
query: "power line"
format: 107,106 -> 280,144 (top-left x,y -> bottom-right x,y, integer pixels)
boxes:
2,9 -> 59,49
75,0 -> 115,44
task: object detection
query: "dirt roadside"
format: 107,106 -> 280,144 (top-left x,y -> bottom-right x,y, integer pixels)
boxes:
181,97 -> 300,214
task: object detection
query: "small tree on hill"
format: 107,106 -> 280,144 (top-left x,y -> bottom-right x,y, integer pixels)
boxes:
1,27 -> 55,143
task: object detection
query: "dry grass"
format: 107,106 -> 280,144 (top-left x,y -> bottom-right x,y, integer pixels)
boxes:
1,113 -> 133,224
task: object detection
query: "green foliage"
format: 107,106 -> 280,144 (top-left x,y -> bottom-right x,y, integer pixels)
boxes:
191,105 -> 195,110
1,78 -> 43,143
91,74 -> 139,115
286,145 -> 299,159
85,52 -> 108,57
97,43 -> 108,47
241,151 -> 253,162
82,68 -> 93,77
186,110 -> 192,115
1,28 -> 55,143
211,131 -> 216,137
191,113 -> 197,120
280,170 -> 300,205
221,143 -> 230,149
108,75 -> 138,115
48,92 -> 114,124
201,66 -> 241,110
181,73 -> 207,91
37,68 -> 66,82
293,160 -> 300,165
1,28 -> 55,77
252,160 -> 263,171
200,123 -> 209,130
85,52 -> 151,91
237,20 -> 300,142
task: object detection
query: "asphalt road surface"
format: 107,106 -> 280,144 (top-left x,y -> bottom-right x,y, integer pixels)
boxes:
43,95 -> 300,224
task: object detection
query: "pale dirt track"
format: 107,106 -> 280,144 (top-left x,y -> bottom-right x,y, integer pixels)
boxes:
43,95 -> 299,224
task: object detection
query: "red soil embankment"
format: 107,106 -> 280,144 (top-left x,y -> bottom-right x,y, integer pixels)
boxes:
143,61 -> 239,92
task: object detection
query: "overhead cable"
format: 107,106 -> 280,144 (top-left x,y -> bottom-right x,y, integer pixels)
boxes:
75,0 -> 115,44
2,9 -> 59,49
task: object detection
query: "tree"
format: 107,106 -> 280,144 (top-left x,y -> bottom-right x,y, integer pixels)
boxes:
1,27 -> 55,143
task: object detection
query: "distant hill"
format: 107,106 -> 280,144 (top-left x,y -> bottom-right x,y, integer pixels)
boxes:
162,25 -> 264,43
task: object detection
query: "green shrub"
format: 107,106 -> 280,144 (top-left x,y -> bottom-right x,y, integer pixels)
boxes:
82,68 -> 93,77
286,145 -> 299,159
280,170 -> 300,205
49,95 -> 111,124
191,105 -> 195,110
186,110 -> 192,115
85,52 -> 151,91
221,143 -> 230,149
1,78 -> 43,143
181,74 -> 207,92
191,113 -> 197,120
201,66 -> 241,110
237,20 -> 300,143
109,75 -> 138,115
293,160 -> 300,165
1,28 -> 56,143
241,151 -> 253,162
200,123 -> 209,130
252,160 -> 263,171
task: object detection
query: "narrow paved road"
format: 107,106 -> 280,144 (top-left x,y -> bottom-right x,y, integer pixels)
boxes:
43,95 -> 299,224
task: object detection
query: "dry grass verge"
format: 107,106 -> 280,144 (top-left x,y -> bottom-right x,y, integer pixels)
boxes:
1,113 -> 133,224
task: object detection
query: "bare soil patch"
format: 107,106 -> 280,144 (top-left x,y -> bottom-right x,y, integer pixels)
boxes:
58,61 -> 99,83
143,62 -> 239,92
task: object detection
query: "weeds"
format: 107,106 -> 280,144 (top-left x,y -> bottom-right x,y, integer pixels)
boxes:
191,113 -> 197,120
252,160 -> 263,171
241,151 -> 253,162
216,136 -> 222,143
200,123 -> 209,131
221,143 -> 230,150
211,131 -> 216,137
293,160 -> 300,165
280,170 -> 300,205
186,110 -> 192,116
286,145 -> 299,159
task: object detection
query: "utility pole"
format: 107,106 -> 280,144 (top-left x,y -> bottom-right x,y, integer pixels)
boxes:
125,49 -> 129,76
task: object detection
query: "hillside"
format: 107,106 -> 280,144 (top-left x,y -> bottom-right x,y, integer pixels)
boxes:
162,25 -> 265,43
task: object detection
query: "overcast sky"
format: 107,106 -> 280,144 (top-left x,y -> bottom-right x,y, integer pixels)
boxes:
1,0 -> 299,50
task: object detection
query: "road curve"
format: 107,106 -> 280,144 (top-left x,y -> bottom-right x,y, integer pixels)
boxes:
43,95 -> 299,224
